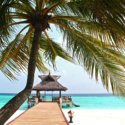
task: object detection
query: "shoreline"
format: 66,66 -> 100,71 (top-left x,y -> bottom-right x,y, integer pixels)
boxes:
4,110 -> 25,125
5,109 -> 125,125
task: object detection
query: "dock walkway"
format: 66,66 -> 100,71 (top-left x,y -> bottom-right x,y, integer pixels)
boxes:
8,102 -> 68,125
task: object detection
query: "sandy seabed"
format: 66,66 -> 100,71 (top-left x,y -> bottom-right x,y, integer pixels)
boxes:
5,109 -> 125,125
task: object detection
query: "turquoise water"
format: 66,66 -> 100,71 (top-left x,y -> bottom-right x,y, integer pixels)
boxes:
1,94 -> 125,110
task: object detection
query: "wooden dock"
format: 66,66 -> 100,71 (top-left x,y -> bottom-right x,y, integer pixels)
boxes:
8,102 -> 69,125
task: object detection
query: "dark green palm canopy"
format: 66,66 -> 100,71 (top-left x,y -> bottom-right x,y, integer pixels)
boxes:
0,0 -> 125,95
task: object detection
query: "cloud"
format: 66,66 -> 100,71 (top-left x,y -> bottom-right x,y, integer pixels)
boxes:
56,36 -> 67,46
62,70 -> 67,75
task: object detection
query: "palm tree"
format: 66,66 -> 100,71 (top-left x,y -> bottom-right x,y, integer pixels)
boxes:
0,0 -> 125,124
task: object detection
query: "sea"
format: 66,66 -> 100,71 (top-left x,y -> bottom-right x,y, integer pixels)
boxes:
1,93 -> 125,110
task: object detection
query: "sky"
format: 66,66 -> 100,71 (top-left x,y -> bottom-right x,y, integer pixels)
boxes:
0,24 -> 112,94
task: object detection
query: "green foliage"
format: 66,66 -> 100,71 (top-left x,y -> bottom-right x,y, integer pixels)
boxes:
0,0 -> 125,96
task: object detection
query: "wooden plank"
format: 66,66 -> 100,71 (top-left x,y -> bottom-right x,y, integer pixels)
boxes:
8,102 -> 68,125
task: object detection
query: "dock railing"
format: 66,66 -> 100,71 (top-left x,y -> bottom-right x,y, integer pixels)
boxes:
60,96 -> 73,108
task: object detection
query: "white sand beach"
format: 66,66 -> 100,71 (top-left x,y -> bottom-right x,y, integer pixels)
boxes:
5,109 -> 125,125
4,110 -> 25,125
63,109 -> 125,125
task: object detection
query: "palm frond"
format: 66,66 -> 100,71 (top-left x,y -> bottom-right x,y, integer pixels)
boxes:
0,35 -> 29,80
60,27 -> 125,96
76,0 -> 125,46
0,25 -> 30,69
36,50 -> 48,73
38,34 -> 74,69
1,0 -> 125,97
44,31 -> 57,56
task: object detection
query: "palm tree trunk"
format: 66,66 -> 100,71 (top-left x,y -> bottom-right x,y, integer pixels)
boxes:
0,23 -> 42,125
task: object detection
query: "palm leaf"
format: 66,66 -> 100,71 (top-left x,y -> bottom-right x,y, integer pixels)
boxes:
61,27 -> 125,96
0,0 -> 125,96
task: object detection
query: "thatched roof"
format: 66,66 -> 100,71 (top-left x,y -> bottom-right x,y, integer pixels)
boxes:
39,75 -> 60,81
32,74 -> 67,91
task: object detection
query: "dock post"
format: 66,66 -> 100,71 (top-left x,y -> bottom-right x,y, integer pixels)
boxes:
60,90 -> 61,98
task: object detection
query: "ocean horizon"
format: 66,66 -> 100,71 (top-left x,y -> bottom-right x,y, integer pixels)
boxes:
0,93 -> 114,96
1,93 -> 125,110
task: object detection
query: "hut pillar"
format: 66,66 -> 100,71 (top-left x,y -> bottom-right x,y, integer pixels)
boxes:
59,90 -> 61,98
36,90 -> 40,102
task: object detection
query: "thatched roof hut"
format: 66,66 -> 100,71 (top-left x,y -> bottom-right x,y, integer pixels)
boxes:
32,73 -> 67,100
32,74 -> 67,91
